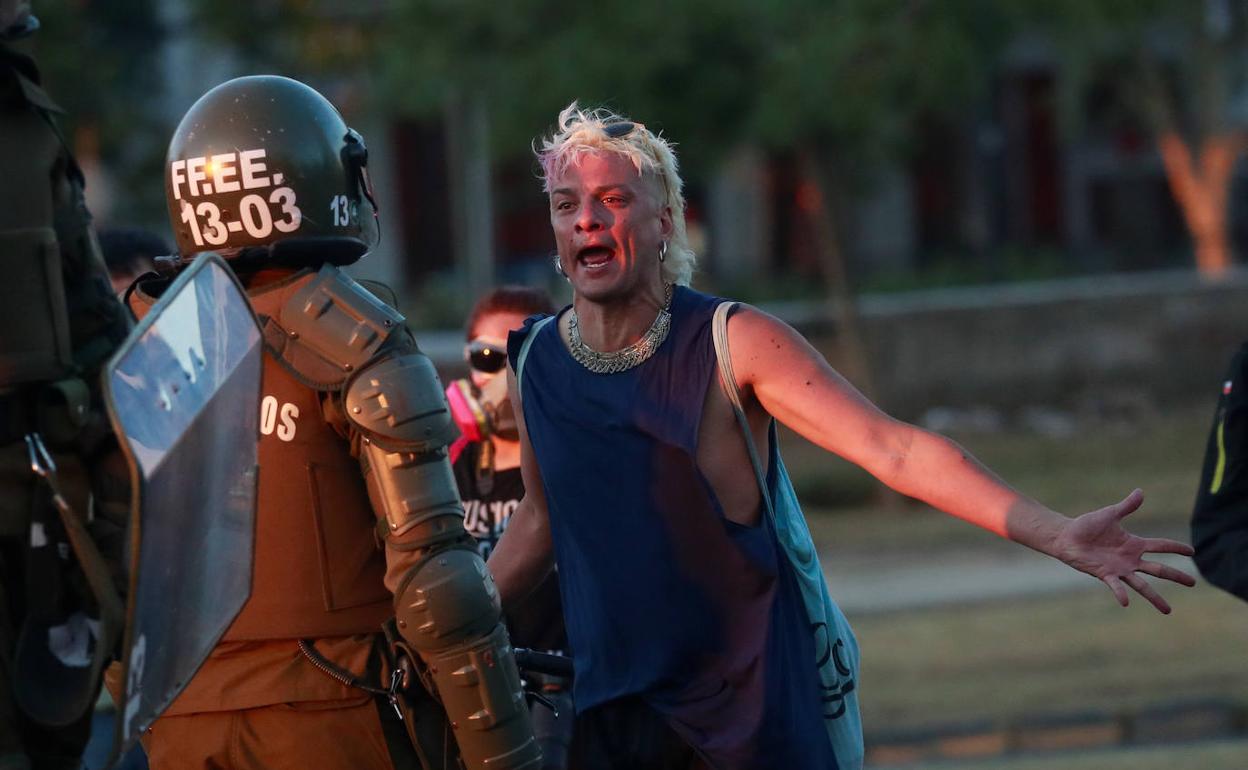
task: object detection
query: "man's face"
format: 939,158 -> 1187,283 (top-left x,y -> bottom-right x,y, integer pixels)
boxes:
549,152 -> 672,303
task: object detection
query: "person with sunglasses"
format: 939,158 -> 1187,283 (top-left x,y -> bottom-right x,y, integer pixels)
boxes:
447,286 -> 574,769
451,286 -> 556,557
487,102 -> 1197,770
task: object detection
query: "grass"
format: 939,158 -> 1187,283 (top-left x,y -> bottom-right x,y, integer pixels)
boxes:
875,739 -> 1248,770
782,399 -> 1213,555
772,401 -> 1248,764
854,582 -> 1248,730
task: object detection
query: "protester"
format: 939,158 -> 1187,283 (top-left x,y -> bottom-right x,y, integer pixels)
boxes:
449,286 -> 573,769
488,102 -> 1197,770
452,286 -> 557,563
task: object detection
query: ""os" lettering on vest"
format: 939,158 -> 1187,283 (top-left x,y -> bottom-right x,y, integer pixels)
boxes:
259,395 -> 299,442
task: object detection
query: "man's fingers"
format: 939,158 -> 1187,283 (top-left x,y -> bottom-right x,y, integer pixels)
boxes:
1125,573 -> 1171,614
1112,489 -> 1144,520
1103,575 -> 1129,607
1136,560 -> 1196,587
1142,537 -> 1195,557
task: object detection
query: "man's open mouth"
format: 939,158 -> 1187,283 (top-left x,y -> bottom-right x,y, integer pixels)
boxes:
577,246 -> 614,269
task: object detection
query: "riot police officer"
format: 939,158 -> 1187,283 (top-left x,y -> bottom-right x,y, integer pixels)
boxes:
0,2 -> 132,768
125,75 -> 539,770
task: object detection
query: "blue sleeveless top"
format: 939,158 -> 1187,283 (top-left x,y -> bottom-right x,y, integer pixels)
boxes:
508,286 -> 836,769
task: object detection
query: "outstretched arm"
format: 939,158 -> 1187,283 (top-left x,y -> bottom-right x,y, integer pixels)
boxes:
487,363 -> 555,612
725,304 -> 1195,612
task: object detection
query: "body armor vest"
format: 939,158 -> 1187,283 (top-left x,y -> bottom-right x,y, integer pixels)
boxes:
130,269 -> 391,640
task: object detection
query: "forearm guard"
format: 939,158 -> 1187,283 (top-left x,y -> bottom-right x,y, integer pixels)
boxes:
349,350 -> 540,770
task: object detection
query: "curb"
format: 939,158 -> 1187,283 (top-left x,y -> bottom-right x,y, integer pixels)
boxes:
865,698 -> 1248,766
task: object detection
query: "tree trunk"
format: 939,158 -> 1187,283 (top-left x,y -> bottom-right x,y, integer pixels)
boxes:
445,92 -> 496,303
798,147 -> 907,508
1157,131 -> 1242,277
797,147 -> 877,401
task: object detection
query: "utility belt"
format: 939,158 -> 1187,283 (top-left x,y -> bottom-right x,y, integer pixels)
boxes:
298,622 -> 457,770
299,620 -> 574,770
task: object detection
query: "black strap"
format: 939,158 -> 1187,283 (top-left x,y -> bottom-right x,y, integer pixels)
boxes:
297,638 -> 389,697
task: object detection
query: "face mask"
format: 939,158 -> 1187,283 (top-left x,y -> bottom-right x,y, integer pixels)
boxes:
445,372 -> 517,443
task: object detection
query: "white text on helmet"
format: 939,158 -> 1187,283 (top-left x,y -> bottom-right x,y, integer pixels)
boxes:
170,149 -> 276,201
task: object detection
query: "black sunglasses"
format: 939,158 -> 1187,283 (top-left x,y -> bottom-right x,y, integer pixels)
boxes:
466,339 -> 507,374
603,121 -> 637,138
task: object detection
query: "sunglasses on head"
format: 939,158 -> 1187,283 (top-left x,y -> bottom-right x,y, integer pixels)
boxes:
466,339 -> 507,374
603,121 -> 637,138
600,120 -> 671,199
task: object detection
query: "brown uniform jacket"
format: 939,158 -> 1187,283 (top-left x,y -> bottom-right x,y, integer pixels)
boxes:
123,267 -> 396,714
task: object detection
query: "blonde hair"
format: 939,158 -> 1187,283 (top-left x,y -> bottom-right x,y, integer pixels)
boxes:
535,101 -> 696,286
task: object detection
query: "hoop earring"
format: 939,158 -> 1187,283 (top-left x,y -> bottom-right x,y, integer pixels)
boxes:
659,241 -> 668,263
553,255 -> 569,279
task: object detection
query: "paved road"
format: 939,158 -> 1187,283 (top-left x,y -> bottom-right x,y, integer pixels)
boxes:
824,547 -> 1197,615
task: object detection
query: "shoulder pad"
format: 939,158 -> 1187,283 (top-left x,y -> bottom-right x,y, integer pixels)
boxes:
270,264 -> 405,391
345,350 -> 460,453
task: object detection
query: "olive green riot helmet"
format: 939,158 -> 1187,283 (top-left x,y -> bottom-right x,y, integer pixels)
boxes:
165,75 -> 379,267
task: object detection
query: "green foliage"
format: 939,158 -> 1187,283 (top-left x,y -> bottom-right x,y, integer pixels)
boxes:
155,4 -> 1246,200
374,0 -> 1025,176
754,1 -> 1010,158
35,0 -> 167,224
183,0 -> 1220,192
1019,0 -> 1248,141
376,0 -> 771,173
163,0 -> 1248,281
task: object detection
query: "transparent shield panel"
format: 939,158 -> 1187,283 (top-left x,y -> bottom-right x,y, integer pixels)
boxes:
104,254 -> 261,758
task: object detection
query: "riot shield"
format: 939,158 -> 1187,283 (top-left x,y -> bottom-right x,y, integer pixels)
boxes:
102,253 -> 262,760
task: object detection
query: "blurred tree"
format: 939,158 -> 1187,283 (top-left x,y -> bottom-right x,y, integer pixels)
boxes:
43,0 -> 1248,277
184,0 -> 1037,395
176,2 -> 1025,296
1032,0 -> 1248,276
749,0 -> 1019,392
35,0 -> 167,226
370,0 -> 1028,392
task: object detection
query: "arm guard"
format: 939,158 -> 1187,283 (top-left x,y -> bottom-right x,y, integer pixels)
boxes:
344,335 -> 540,769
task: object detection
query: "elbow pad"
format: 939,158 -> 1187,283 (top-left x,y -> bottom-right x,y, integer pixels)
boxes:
394,546 -> 540,769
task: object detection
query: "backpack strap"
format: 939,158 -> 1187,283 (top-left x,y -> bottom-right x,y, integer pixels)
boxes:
515,315 -> 556,403
711,301 -> 776,526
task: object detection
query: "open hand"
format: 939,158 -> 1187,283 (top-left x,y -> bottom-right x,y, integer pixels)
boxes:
1053,489 -> 1196,613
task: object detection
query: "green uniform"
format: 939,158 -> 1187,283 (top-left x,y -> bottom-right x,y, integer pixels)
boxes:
0,34 -> 130,770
